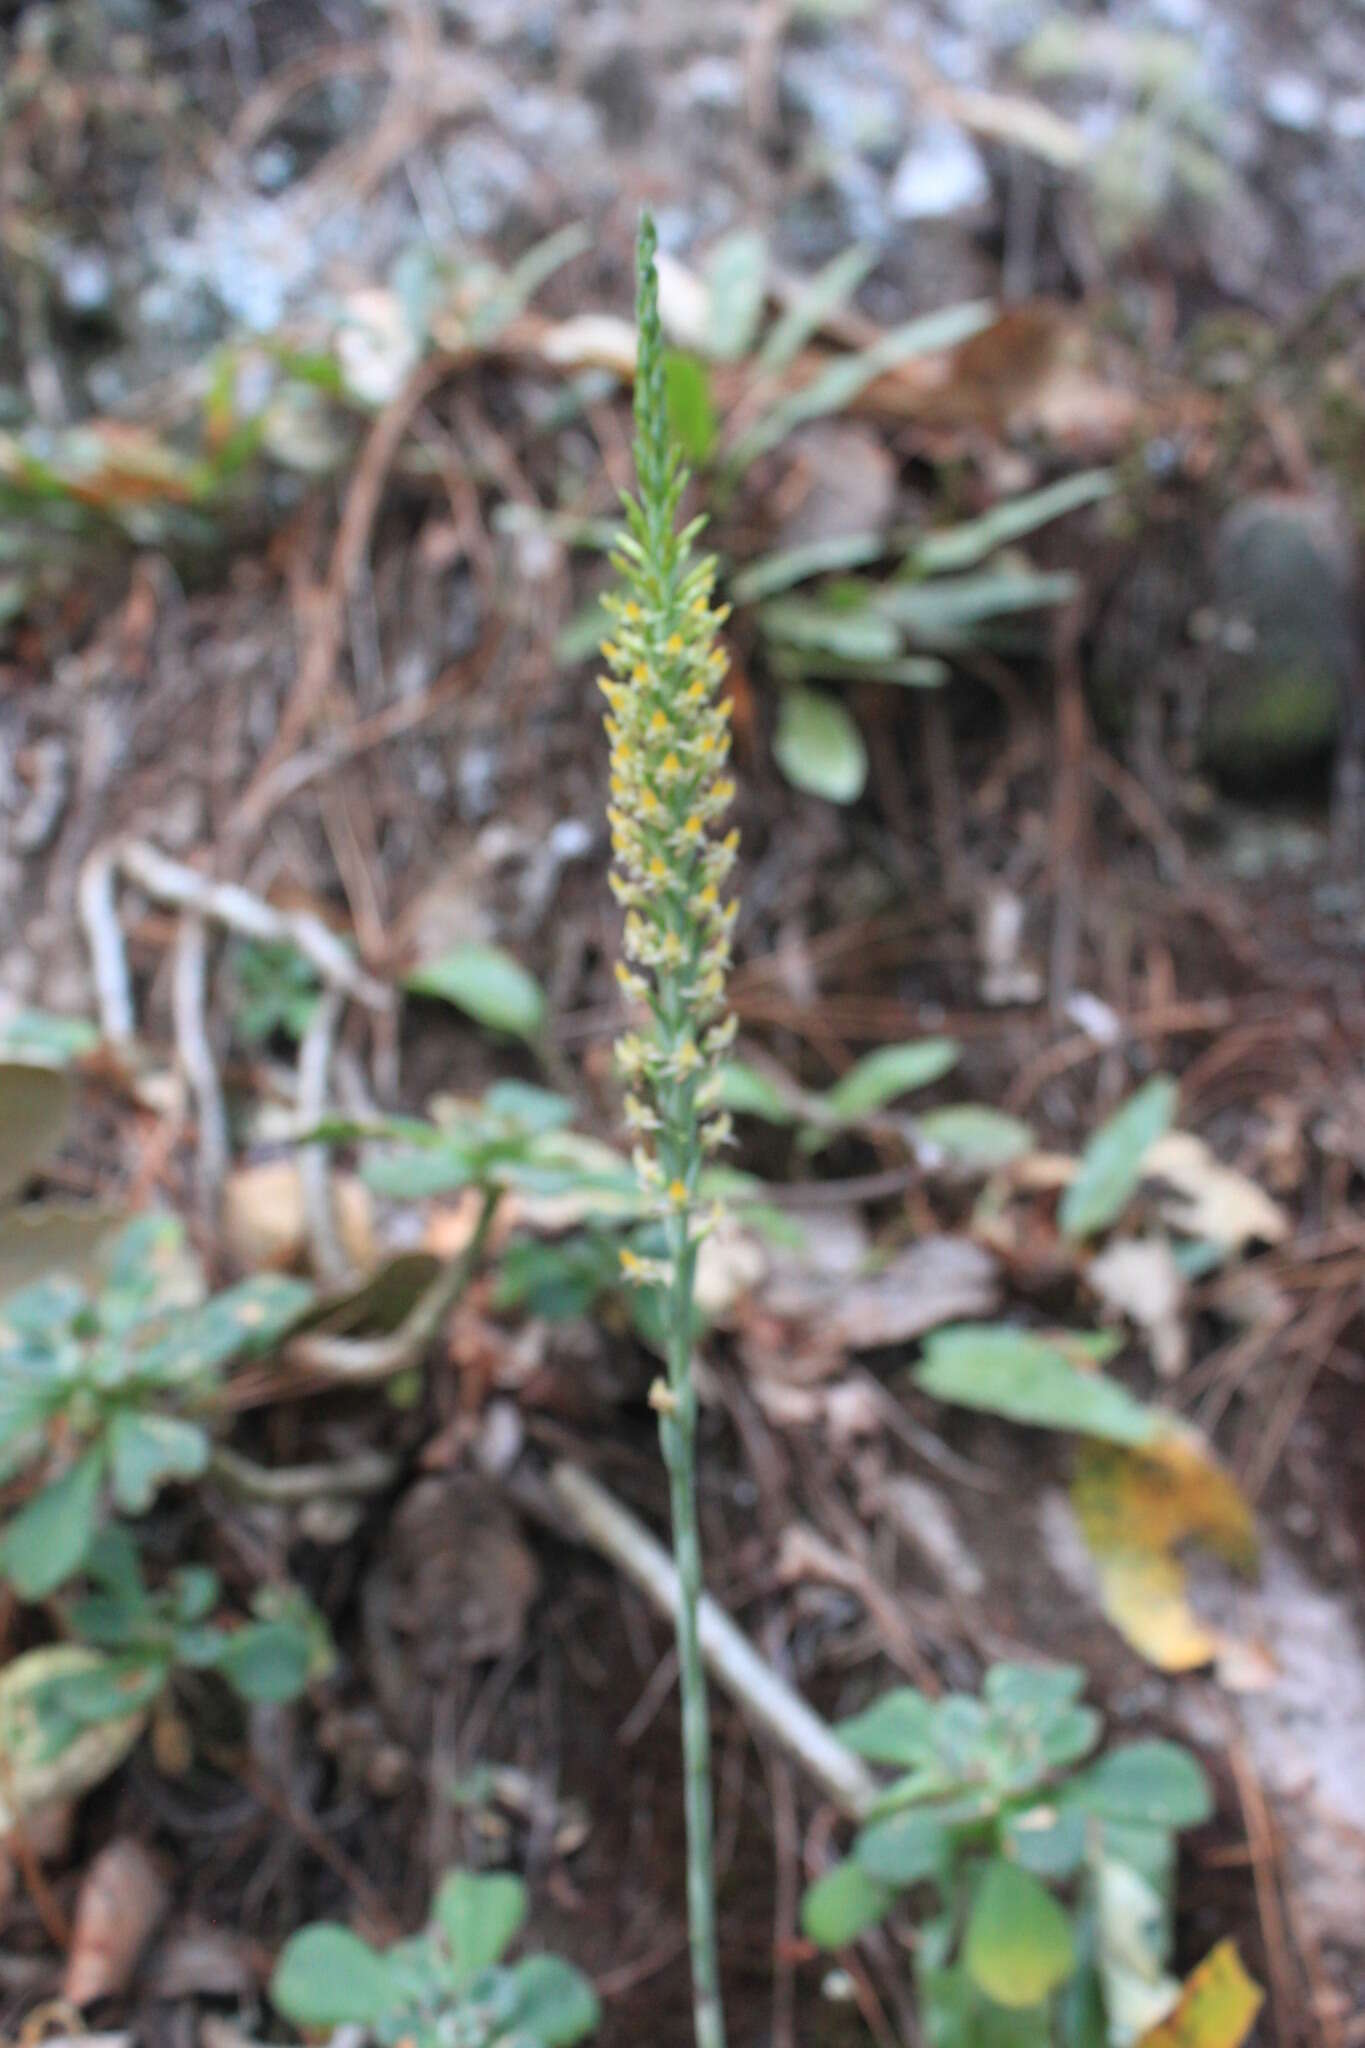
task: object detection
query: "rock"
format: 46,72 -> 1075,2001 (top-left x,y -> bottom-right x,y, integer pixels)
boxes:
1203,493 -> 1356,783
888,120 -> 992,220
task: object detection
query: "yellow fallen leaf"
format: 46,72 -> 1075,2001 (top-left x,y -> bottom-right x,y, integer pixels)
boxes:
1072,1428 -> 1257,1671
1144,1132 -> 1289,1252
1137,1941 -> 1263,2047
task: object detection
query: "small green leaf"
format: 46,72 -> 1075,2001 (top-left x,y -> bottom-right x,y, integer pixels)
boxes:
213,1619 -> 313,1704
762,595 -> 901,664
0,1449 -> 104,1597
482,1082 -> 575,1134
911,471 -> 1114,578
405,943 -> 547,1042
915,1104 -> 1035,1169
984,1663 -> 1087,1719
963,1858 -> 1077,2009
714,1062 -> 798,1124
758,242 -> 879,373
1067,1741 -> 1212,1829
108,1411 -> 210,1513
838,1687 -> 936,1766
801,1858 -> 894,1948
705,228 -> 767,361
1059,1077 -> 1179,1241
434,1868 -> 528,1980
1002,1805 -> 1088,1880
664,352 -> 717,464
773,684 -> 867,803
821,1039 -> 960,1123
507,1953 -> 601,2046
855,1805 -> 949,1886
270,1925 -> 398,2028
0,1010 -> 99,1066
915,1325 -> 1159,1445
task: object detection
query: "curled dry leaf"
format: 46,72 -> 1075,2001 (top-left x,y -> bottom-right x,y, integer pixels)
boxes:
64,1838 -> 169,2005
1144,1133 -> 1289,1254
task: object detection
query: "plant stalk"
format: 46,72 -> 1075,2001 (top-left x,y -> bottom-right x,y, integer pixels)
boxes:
659,1223 -> 726,2048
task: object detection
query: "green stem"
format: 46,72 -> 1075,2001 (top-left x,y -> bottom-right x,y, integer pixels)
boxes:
659,1222 -> 727,2048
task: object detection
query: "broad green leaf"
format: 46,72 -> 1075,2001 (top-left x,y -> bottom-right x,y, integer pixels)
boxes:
877,568 -> 1080,646
921,1963 -> 1055,2048
1002,1804 -> 1088,1880
664,351 -> 717,463
838,1687 -> 936,1766
912,471 -> 1114,577
0,1062 -> 72,1206
773,684 -> 867,803
822,1039 -> 960,1122
405,943 -> 546,1042
706,228 -> 767,361
213,1619 -> 314,1704
801,1858 -> 894,1947
270,1924 -> 398,2028
129,1272 -> 314,1384
984,1663 -> 1087,1719
481,1082 -> 575,1134
1068,1741 -> 1211,1829
0,1449 -> 104,1597
963,1858 -> 1077,2009
1059,1077 -> 1178,1241
33,1650 -> 168,1727
714,1061 -> 799,1124
434,1868 -> 528,1980
506,1953 -> 602,2046
758,243 -> 879,372
108,1411 -> 210,1513
855,1805 -> 949,1885
915,1104 -> 1035,1169
915,1325 -> 1159,1445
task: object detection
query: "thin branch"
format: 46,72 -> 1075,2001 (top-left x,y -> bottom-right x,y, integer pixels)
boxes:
210,1444 -> 395,1504
297,987 -> 350,1286
171,913 -> 229,1224
548,1460 -> 879,1822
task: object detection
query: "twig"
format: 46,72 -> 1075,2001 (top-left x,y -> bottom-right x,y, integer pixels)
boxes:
77,845 -> 135,1044
297,988 -> 349,1286
1225,1721 -> 1299,2048
171,913 -> 229,1225
210,1444 -> 395,1504
286,1188 -> 497,1382
548,1461 -> 879,1822
117,840 -> 391,1009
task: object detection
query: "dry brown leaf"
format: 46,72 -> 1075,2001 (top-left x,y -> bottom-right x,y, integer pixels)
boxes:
1144,1132 -> 1289,1252
64,1838 -> 168,2005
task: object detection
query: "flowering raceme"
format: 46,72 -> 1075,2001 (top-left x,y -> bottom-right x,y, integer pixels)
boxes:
601,219 -> 738,1265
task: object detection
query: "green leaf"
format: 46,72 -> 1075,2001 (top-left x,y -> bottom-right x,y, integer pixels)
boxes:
762,594 -> 901,664
664,352 -> 717,464
0,1449 -> 103,1597
213,1619 -> 314,1704
921,1963 -> 1056,2048
801,1858 -> 894,1948
984,1662 -> 1087,1719
731,531 -> 888,606
0,1062 -> 73,1206
822,1039 -> 960,1122
912,471 -> 1114,578
506,1953 -> 601,2046
963,1858 -> 1077,2009
915,1325 -> 1159,1445
434,1868 -> 528,1980
855,1805 -> 949,1885
1059,1077 -> 1179,1241
915,1104 -> 1035,1169
0,1010 -> 99,1066
705,228 -> 767,361
1002,1804 -> 1088,1880
773,684 -> 867,803
1067,1741 -> 1212,1829
714,1061 -> 799,1124
876,568 -> 1080,647
482,1082 -> 575,1134
405,943 -> 547,1042
758,243 -> 879,373
107,1411 -> 210,1513
270,1925 -> 399,2028
838,1687 -> 936,1766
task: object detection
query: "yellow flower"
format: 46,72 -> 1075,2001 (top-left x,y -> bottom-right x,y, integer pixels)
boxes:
623,600 -> 642,621
665,633 -> 685,655
649,708 -> 669,735
668,1179 -> 689,1206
